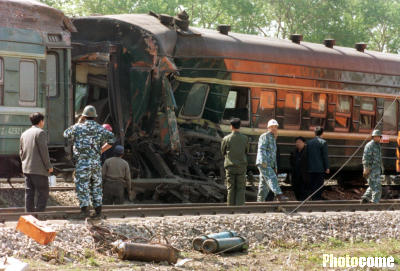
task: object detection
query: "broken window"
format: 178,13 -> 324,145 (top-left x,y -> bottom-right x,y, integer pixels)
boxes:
258,90 -> 275,128
181,83 -> 209,118
335,95 -> 351,131
19,60 -> 37,106
223,87 -> 250,123
310,93 -> 327,128
46,53 -> 58,97
359,97 -> 375,132
0,58 -> 3,105
383,99 -> 398,135
283,92 -> 301,129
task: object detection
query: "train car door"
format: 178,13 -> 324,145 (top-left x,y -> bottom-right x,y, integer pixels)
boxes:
46,50 -> 68,145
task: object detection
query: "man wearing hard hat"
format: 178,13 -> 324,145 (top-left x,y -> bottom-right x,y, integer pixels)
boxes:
361,129 -> 384,203
64,105 -> 114,218
256,119 -> 288,201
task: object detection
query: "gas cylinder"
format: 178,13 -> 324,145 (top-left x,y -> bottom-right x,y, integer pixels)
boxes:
192,231 -> 238,251
116,242 -> 179,264
202,236 -> 248,254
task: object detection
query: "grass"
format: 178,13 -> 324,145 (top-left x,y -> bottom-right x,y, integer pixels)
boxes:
15,238 -> 400,270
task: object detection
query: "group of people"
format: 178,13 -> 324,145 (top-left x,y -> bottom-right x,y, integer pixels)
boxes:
19,105 -> 133,218
221,118 -> 384,205
19,106 -> 384,215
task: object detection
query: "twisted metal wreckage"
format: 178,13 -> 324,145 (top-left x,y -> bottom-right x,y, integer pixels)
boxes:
71,12 -> 248,203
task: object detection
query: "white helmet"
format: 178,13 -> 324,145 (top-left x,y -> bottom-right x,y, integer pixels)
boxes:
267,119 -> 279,128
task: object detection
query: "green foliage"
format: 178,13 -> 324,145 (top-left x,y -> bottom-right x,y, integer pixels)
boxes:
39,0 -> 400,53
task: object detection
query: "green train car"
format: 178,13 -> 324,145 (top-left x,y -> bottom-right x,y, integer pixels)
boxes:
0,0 -> 75,178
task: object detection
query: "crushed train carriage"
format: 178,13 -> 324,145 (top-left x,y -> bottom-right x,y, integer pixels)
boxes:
71,12 -> 400,202
0,0 -> 75,180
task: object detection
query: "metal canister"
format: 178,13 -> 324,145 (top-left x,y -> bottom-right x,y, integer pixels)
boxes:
116,242 -> 180,264
192,231 -> 238,251
202,237 -> 248,254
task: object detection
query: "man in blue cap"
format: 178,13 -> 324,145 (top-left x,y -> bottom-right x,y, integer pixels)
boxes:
102,145 -> 134,204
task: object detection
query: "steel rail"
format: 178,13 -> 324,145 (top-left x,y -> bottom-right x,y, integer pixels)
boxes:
1,200 -> 400,222
0,186 -> 75,192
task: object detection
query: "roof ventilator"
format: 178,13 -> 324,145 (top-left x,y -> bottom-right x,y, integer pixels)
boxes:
324,39 -> 335,48
175,10 -> 190,31
159,14 -> 174,26
290,34 -> 303,44
355,43 -> 367,52
217,25 -> 231,35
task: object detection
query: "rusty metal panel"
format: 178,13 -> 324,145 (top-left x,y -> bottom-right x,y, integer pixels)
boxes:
174,27 -> 400,76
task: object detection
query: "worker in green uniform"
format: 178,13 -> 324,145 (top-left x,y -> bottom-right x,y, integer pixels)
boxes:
361,129 -> 384,203
221,118 -> 249,206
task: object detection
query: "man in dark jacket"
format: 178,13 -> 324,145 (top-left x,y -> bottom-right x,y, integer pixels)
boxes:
19,112 -> 53,212
306,127 -> 330,200
289,136 -> 308,201
221,118 -> 249,206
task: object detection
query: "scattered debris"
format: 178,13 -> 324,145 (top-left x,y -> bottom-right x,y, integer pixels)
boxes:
113,241 -> 180,264
0,257 -> 29,271
16,215 -> 56,245
202,237 -> 248,254
192,231 -> 238,251
193,231 -> 248,254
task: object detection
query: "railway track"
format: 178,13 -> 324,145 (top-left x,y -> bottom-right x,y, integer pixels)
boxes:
0,186 -> 75,192
1,200 -> 400,222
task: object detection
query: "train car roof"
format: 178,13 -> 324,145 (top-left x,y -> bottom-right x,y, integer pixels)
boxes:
176,27 -> 400,76
0,0 -> 76,32
73,13 -> 400,76
72,14 -> 177,57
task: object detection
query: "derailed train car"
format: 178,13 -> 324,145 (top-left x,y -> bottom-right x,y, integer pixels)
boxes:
71,12 -> 400,201
0,0 -> 75,179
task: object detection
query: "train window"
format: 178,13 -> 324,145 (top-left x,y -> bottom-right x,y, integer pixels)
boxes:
19,60 -> 37,105
0,58 -> 3,105
359,97 -> 375,132
46,53 -> 58,97
223,87 -> 250,122
310,93 -> 327,128
335,95 -> 351,131
383,99 -> 398,134
181,83 -> 209,118
258,90 -> 275,128
283,92 -> 301,129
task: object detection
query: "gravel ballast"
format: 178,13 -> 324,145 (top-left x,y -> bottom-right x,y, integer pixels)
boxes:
0,211 -> 400,261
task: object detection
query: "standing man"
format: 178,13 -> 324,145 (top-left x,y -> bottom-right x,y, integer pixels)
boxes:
361,130 -> 383,203
289,136 -> 308,201
256,119 -> 288,201
64,105 -> 114,219
102,145 -> 134,204
221,118 -> 248,206
307,127 -> 330,200
20,112 -> 53,212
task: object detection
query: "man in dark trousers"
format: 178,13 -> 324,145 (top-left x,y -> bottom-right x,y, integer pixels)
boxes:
307,127 -> 330,200
221,118 -> 249,206
289,136 -> 308,201
102,145 -> 134,204
19,112 -> 53,212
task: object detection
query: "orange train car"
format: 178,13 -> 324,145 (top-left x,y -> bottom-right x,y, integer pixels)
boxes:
71,13 -> 400,194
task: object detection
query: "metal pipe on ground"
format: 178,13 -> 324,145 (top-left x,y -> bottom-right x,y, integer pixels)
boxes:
116,242 -> 180,264
202,237 -> 248,254
192,231 -> 238,251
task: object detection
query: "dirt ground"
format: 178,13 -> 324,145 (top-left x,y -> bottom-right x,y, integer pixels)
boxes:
19,238 -> 400,271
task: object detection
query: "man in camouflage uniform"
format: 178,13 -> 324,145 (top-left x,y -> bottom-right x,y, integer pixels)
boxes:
221,118 -> 249,206
256,119 -> 288,202
64,105 -> 114,218
361,129 -> 383,203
